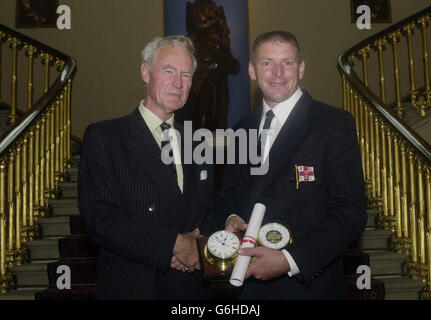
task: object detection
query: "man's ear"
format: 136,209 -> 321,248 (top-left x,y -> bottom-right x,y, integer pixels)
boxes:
141,63 -> 150,84
299,60 -> 305,80
248,62 -> 257,80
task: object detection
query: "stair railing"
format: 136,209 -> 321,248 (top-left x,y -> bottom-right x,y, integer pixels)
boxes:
0,24 -> 76,294
339,6 -> 431,299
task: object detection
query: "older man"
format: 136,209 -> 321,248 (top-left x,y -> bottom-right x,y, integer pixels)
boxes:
216,31 -> 367,299
78,36 -> 214,299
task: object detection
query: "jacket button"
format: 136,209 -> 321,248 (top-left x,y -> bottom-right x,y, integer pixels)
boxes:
238,179 -> 243,185
148,205 -> 156,213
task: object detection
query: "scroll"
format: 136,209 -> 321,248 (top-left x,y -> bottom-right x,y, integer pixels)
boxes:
229,203 -> 266,287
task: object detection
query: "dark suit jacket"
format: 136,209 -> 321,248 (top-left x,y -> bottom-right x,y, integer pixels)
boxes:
216,91 -> 367,299
78,108 -> 214,299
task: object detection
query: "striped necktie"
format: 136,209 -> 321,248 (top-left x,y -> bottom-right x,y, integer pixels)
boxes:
160,122 -> 177,180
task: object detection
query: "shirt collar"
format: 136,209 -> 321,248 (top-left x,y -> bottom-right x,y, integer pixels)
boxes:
262,87 -> 303,126
138,100 -> 175,133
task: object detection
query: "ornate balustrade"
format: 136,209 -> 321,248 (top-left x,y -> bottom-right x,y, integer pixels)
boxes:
339,6 -> 431,299
0,24 -> 76,294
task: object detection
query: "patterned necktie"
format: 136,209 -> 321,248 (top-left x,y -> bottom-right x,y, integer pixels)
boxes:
257,110 -> 275,158
160,122 -> 177,180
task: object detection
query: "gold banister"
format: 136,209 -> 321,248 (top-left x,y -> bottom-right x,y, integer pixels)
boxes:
27,129 -> 35,240
359,46 -> 371,87
0,159 -> 7,292
403,22 -> 417,103
7,151 -> 15,268
417,15 -> 431,117
0,23 -> 76,294
389,30 -> 403,118
338,5 -> 431,299
386,127 -> 395,231
8,36 -> 21,126
40,53 -> 53,94
374,38 -> 387,104
0,31 -> 5,104
14,142 -> 22,266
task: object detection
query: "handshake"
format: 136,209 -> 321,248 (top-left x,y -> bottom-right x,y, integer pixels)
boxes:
170,216 -> 246,274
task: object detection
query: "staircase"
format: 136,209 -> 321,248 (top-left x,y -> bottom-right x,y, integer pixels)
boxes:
0,152 -> 100,300
0,144 -> 424,299
351,208 -> 424,299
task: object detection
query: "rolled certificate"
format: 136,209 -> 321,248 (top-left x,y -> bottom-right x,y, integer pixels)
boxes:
229,203 -> 266,287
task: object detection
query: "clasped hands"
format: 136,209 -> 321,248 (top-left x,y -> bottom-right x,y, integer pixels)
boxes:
226,216 -> 291,281
171,228 -> 201,273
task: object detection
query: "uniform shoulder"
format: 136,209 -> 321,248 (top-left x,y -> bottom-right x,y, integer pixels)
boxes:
83,114 -> 131,142
232,107 -> 262,130
85,114 -> 129,133
311,98 -> 353,122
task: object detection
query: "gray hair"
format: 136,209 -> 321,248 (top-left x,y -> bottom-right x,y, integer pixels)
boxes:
141,35 -> 197,72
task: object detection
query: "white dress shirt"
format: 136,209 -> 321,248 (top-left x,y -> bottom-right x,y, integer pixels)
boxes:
138,101 -> 183,193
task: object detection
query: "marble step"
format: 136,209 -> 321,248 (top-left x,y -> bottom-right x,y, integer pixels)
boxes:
10,263 -> 49,287
70,154 -> 81,167
376,276 -> 425,300
366,208 -> 379,228
356,229 -> 392,250
367,250 -> 408,276
0,288 -> 43,300
59,182 -> 78,198
25,239 -> 60,260
49,199 -> 79,216
39,217 -> 71,237
67,167 -> 78,183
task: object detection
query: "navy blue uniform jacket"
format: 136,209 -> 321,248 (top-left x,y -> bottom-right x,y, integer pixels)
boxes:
216,91 -> 367,299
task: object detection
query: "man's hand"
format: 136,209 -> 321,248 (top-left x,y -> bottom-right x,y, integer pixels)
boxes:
225,216 -> 247,233
240,246 -> 290,281
172,228 -> 201,272
171,255 -> 188,272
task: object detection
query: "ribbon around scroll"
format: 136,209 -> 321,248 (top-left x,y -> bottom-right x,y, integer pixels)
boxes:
229,203 -> 266,287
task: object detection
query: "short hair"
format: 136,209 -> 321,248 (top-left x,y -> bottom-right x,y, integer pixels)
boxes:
141,35 -> 197,72
251,31 -> 302,62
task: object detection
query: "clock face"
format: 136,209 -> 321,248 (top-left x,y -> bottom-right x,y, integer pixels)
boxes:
207,230 -> 240,259
258,223 -> 291,250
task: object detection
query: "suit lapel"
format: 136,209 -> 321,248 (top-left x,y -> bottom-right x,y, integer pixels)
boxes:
125,108 -> 183,207
248,92 -> 313,214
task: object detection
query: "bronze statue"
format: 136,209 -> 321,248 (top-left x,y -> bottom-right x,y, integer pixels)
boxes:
186,0 -> 240,131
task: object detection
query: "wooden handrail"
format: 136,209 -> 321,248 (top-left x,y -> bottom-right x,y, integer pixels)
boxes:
338,6 -> 431,160
338,55 -> 431,160
0,24 -> 77,156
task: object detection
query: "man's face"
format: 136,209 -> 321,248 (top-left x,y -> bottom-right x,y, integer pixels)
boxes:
249,41 -> 305,108
141,44 -> 194,118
